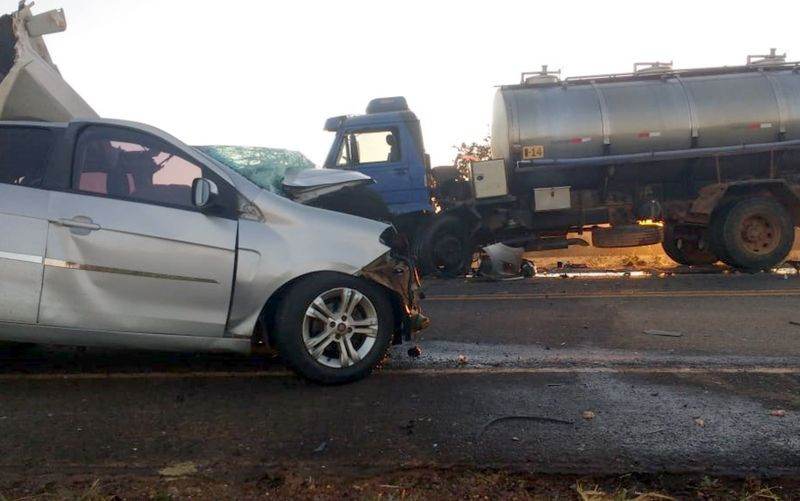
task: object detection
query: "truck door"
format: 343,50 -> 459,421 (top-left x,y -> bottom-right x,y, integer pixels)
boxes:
0,126 -> 53,324
39,124 -> 238,337
334,128 -> 415,207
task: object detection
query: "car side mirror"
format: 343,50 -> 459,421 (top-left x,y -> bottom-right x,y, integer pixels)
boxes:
192,178 -> 218,209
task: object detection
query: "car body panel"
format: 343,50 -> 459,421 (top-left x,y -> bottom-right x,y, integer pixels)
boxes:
0,321 -> 252,354
40,190 -> 238,336
0,184 -> 49,323
226,190 -> 392,337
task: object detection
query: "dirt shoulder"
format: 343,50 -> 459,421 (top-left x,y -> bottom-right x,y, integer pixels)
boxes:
2,467 -> 800,500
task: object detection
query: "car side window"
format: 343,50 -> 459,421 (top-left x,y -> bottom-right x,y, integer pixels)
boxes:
73,126 -> 204,209
337,130 -> 400,167
0,127 -> 53,188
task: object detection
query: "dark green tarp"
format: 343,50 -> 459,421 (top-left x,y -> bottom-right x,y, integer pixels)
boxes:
196,145 -> 315,194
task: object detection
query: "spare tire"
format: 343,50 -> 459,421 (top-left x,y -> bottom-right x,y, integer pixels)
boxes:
592,224 -> 662,248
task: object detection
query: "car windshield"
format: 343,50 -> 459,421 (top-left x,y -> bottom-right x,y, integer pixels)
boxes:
194,145 -> 315,194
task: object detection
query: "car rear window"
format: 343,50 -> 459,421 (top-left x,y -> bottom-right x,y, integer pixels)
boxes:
0,127 -> 53,188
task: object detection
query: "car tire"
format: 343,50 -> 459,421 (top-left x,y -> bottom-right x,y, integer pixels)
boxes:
661,223 -> 718,266
709,197 -> 794,271
412,215 -> 473,277
271,272 -> 394,384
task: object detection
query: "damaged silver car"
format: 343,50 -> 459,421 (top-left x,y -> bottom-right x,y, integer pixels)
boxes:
0,5 -> 426,383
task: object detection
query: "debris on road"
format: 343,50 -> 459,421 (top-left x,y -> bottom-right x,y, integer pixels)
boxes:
694,417 -> 706,428
480,243 -> 525,277
158,462 -> 198,478
457,354 -> 468,365
313,440 -> 329,453
407,346 -> 422,358
789,321 -> 800,327
582,411 -> 595,420
644,329 -> 684,338
770,409 -> 787,417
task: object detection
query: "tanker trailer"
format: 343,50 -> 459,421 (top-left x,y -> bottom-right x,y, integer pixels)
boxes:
319,51 -> 800,275
482,52 -> 800,271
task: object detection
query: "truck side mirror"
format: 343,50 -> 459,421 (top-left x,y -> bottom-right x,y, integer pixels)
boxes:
192,178 -> 218,209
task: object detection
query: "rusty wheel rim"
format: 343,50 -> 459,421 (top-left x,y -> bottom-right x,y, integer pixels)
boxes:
737,213 -> 781,255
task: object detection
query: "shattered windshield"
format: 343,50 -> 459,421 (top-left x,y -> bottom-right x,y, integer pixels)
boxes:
195,145 -> 315,194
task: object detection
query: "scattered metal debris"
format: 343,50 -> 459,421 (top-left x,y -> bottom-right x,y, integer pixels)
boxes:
480,243 -> 525,277
644,329 -> 684,338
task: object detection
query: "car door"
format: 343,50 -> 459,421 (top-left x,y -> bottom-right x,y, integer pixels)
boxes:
0,126 -> 54,324
39,124 -> 238,337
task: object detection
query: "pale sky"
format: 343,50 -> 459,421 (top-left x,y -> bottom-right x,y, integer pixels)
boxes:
7,0 -> 799,165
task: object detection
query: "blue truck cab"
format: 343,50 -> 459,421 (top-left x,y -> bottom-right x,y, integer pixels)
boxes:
323,97 -> 435,216
321,97 -> 480,276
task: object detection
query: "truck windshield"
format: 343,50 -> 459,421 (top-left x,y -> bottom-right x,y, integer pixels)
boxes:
337,130 -> 400,167
195,145 -> 314,194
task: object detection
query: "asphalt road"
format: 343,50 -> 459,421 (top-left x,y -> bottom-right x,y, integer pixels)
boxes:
1,268 -> 799,490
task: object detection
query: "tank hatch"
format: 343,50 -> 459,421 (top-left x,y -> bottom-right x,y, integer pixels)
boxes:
633,61 -> 673,75
520,65 -> 561,85
747,48 -> 787,67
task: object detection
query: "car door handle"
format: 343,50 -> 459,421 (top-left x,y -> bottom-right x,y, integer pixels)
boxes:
393,167 -> 409,175
53,217 -> 101,231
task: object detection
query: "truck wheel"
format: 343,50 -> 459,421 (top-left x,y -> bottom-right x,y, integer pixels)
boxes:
709,197 -> 794,271
661,224 -> 717,266
271,273 -> 394,384
413,216 -> 472,277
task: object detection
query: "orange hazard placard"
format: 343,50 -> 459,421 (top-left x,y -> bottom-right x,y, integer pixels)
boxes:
522,145 -> 544,159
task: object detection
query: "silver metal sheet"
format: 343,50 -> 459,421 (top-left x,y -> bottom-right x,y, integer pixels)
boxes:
40,191 -> 237,337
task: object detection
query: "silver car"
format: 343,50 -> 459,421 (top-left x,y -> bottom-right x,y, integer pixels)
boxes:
0,118 -> 425,383
0,4 -> 425,384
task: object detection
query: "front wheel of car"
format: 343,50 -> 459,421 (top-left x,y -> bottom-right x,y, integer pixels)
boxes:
272,273 -> 394,384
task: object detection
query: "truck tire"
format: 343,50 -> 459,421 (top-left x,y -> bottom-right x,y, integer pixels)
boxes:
413,215 -> 473,277
709,197 -> 794,271
591,224 -> 662,248
661,223 -> 718,266
271,273 -> 394,384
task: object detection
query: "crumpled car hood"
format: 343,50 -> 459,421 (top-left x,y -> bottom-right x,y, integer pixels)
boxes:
282,168 -> 374,203
0,4 -> 96,121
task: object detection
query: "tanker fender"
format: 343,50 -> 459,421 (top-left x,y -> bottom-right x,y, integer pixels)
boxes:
689,180 -> 800,225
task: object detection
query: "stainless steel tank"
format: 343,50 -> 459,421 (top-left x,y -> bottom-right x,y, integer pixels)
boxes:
492,58 -> 800,167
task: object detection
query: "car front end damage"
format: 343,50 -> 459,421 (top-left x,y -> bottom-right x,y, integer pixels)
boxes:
361,249 -> 429,345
